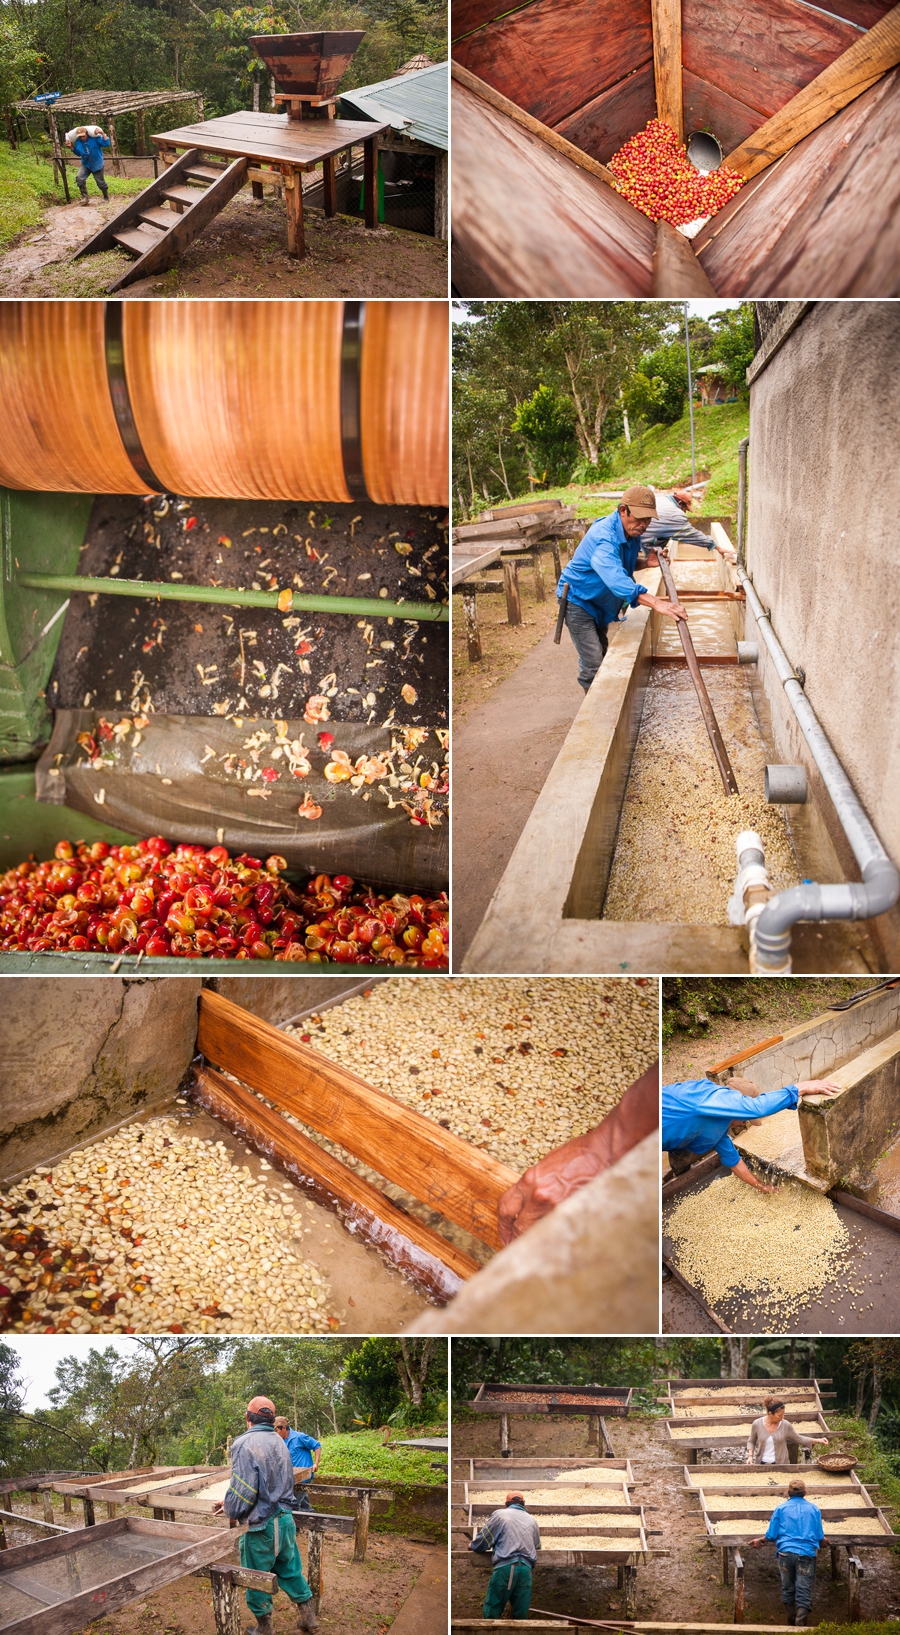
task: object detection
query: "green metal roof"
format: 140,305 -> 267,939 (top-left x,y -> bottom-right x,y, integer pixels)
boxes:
338,63 -> 448,151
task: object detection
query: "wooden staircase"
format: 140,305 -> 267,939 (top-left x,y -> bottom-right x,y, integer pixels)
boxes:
73,147 -> 249,291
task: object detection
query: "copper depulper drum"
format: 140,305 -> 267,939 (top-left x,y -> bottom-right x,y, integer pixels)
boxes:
0,300 -> 449,505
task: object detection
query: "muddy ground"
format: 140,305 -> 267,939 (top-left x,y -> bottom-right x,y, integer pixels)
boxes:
0,192 -> 447,298
4,1498 -> 437,1634
451,1412 -> 900,1624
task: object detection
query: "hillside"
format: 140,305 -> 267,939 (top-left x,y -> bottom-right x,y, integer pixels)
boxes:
490,400 -> 750,521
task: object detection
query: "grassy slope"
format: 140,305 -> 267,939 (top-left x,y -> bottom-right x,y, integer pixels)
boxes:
500,400 -> 750,522
0,140 -> 146,247
317,1428 -> 446,1487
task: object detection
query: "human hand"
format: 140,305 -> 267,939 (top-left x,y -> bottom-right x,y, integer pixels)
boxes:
733,1157 -> 774,1194
797,1080 -> 842,1097
717,543 -> 737,563
212,1501 -> 224,1514
750,1538 -> 764,1549
648,594 -> 688,622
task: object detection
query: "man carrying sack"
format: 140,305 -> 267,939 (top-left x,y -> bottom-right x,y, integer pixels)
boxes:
214,1395 -> 318,1633
65,124 -> 110,203
470,1490 -> 541,1619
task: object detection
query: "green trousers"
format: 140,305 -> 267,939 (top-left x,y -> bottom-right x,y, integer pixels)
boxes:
483,1560 -> 533,1619
240,1511 -> 313,1616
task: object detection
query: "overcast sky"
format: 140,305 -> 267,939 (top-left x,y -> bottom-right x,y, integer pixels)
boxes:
10,1336 -> 143,1410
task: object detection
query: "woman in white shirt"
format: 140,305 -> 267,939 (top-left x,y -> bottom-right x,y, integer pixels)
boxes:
747,1398 -> 830,1467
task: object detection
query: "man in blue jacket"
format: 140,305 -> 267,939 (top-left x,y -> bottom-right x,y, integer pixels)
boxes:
214,1396 -> 318,1633
275,1416 -> 320,1512
470,1492 -> 542,1619
750,1478 -> 829,1626
662,1076 -> 841,1192
66,125 -> 110,204
557,486 -> 687,692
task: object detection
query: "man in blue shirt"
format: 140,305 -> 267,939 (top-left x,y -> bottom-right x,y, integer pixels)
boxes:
470,1492 -> 541,1619
557,486 -> 687,691
275,1416 -> 321,1512
66,125 -> 110,204
751,1478 -> 829,1626
662,1076 -> 841,1191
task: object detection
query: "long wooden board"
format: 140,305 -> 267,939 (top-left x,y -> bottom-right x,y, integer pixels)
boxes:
451,78 -> 655,296
152,110 -> 388,167
653,220 -> 716,294
652,0 -> 684,138
191,1063 -> 481,1287
196,990 -> 516,1249
724,0 -> 900,176
451,61 -> 616,184
452,0 -> 652,128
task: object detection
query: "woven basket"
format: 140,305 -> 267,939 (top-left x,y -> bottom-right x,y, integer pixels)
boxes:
815,1453 -> 858,1473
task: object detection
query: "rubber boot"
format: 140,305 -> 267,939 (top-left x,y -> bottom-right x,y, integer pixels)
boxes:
297,1601 -> 318,1632
245,1616 -> 275,1635
78,192 -> 88,206
794,1610 -> 809,1627
786,1608 -> 796,1626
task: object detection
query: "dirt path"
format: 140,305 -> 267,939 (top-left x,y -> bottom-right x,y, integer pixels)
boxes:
5,1500 -> 433,1634
663,980 -> 875,1082
0,194 -> 446,297
451,1412 -> 900,1624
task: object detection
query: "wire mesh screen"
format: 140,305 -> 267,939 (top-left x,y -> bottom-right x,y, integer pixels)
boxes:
304,147 -> 438,235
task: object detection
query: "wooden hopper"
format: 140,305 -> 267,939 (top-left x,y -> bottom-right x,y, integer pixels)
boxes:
451,0 -> 900,296
250,31 -> 365,98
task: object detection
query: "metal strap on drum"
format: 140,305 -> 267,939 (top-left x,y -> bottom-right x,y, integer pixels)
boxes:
103,302 -> 167,494
340,300 -> 369,502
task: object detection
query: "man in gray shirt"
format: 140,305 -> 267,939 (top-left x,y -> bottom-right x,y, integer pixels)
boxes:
470,1491 -> 541,1619
641,490 -> 737,563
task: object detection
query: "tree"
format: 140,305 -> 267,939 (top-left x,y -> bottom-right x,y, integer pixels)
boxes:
848,1339 -> 900,1429
343,1338 -> 406,1424
0,1343 -> 24,1474
511,384 -> 577,486
707,305 -> 755,394
0,17 -> 41,107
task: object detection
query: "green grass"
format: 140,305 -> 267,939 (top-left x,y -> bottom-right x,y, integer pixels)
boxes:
824,1414 -> 900,1542
316,1429 -> 447,1488
501,400 -> 750,523
0,139 -> 148,249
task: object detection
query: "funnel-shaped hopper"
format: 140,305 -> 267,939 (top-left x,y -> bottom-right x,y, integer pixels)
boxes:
251,31 -> 365,98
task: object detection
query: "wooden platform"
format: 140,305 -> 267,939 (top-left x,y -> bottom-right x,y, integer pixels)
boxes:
152,109 -> 388,258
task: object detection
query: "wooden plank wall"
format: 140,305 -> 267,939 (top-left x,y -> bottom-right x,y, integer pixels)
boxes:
451,79 -> 656,295
695,65 -> 900,292
453,0 -> 654,162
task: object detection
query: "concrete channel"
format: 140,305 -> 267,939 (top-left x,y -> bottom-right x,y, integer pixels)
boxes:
464,539 -> 882,975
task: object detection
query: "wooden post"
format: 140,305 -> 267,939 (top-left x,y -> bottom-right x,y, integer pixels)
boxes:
830,1544 -> 840,1580
651,0 -> 683,142
0,1513 -> 6,1551
63,1495 -> 72,1515
551,542 -> 562,583
105,1502 -> 118,1519
499,1414 -> 510,1457
363,137 -> 378,228
209,1567 -> 243,1635
732,1550 -> 744,1624
532,552 -> 546,602
306,1529 -> 324,1611
434,149 -> 448,239
462,587 -> 482,662
284,167 -> 304,258
322,154 -> 336,217
107,116 -> 123,177
722,1546 -> 731,1585
353,1490 -> 370,1563
82,1496 -> 95,1527
42,1490 -> 54,1524
252,179 -> 265,201
616,1565 -> 625,1589
136,110 -> 146,155
502,560 -> 521,626
623,1564 -> 637,1619
197,96 -> 205,120
588,1413 -> 599,1449
848,1553 -> 863,1621
159,145 -> 178,171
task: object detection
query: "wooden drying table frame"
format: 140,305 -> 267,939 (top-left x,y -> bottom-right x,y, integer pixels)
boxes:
681,1462 -> 896,1622
152,109 -> 389,258
470,1385 -> 632,1458
190,988 -> 516,1304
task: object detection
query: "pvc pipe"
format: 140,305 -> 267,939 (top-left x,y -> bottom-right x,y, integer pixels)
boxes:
16,572 -> 448,623
736,567 -> 899,965
765,764 -> 807,804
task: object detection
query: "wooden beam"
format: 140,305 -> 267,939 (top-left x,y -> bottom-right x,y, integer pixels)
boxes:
196,992 -> 517,1249
724,0 -> 900,178
653,220 -> 716,293
191,1065 -> 481,1289
451,59 -> 616,185
651,0 -> 683,141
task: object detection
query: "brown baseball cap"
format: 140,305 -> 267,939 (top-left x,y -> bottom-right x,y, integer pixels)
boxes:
620,485 -> 658,519
505,1492 -> 525,1505
247,1395 -> 276,1414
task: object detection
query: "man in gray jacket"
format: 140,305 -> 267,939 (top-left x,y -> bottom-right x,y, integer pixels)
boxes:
214,1395 -> 318,1633
640,490 -> 737,563
470,1492 -> 541,1619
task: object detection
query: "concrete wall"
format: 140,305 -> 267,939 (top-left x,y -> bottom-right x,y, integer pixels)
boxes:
1,979 -> 200,1183
721,985 -> 900,1092
746,302 -> 900,966
800,1029 -> 900,1187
